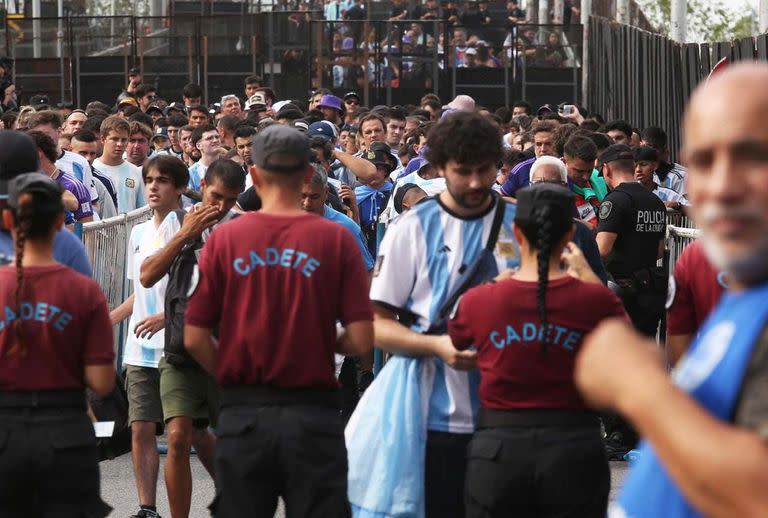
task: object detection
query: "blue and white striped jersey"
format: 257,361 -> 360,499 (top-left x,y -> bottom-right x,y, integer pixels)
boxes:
370,196 -> 521,433
654,162 -> 687,197
123,212 -> 182,368
652,184 -> 690,206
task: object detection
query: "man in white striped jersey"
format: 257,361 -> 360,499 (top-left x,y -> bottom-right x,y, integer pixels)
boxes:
369,111 -> 521,518
641,126 -> 688,197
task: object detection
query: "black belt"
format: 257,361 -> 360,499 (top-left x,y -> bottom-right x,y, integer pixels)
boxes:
0,389 -> 86,409
221,385 -> 341,408
477,408 -> 600,429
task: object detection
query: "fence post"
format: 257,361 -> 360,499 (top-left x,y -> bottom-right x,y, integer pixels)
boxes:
580,1 -> 591,105
202,35 -> 209,106
670,0 -> 687,43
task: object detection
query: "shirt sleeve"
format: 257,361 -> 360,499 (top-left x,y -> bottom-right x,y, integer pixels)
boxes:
338,228 -> 374,326
573,220 -> 608,284
53,229 -> 93,277
185,231 -> 224,329
71,181 -> 94,220
734,326 -> 768,439
369,215 -> 419,313
447,293 -> 477,351
667,248 -> 697,335
596,192 -> 628,234
135,169 -> 147,209
83,285 -> 116,365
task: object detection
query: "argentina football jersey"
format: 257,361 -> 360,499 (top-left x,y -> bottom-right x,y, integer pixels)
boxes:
371,196 -> 520,432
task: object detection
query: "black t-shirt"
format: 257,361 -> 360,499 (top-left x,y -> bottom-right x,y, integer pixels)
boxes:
345,4 -> 365,21
237,186 -> 262,212
390,4 -> 407,18
460,7 -> 483,26
597,182 -> 666,276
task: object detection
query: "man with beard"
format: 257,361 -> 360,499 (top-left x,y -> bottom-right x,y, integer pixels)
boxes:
362,111 -> 521,518
577,62 -> 768,517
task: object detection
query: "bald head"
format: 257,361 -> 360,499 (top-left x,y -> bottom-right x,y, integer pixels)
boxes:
685,63 -> 768,151
683,63 -> 768,287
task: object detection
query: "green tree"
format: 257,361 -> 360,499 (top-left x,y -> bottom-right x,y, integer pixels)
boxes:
637,0 -> 758,42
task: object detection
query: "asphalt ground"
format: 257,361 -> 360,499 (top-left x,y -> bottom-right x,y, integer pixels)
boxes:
100,451 -> 630,518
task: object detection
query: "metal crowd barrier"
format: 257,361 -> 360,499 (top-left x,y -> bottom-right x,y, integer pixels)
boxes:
665,211 -> 701,276
80,206 -> 153,361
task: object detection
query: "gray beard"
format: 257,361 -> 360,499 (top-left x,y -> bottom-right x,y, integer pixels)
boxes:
700,233 -> 768,286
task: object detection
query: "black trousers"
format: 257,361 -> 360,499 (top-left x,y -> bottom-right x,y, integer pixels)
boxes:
465,426 -> 609,518
425,431 -> 473,518
211,403 -> 351,518
0,407 -> 111,518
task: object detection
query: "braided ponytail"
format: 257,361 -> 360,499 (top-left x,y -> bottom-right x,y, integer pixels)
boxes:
534,206 -> 553,354
8,200 -> 29,356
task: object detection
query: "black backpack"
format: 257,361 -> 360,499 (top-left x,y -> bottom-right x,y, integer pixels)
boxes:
164,210 -> 203,368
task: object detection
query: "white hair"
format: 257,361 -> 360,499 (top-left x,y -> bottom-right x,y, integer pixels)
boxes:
529,156 -> 567,183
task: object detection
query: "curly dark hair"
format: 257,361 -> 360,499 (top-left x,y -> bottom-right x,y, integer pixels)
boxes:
425,111 -> 502,167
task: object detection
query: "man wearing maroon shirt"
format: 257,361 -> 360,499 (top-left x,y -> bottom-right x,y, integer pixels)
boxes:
184,124 -> 374,518
666,240 -> 727,364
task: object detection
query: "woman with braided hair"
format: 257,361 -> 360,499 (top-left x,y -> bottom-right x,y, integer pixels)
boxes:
0,173 -> 115,517
448,183 -> 628,518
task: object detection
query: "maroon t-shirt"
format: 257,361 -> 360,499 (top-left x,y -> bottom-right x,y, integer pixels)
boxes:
185,212 -> 373,388
449,276 -> 627,411
667,240 -> 726,335
0,264 -> 114,391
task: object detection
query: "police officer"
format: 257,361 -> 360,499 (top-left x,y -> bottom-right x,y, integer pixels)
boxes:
0,171 -> 115,517
184,125 -> 374,518
596,144 -> 667,337
595,144 -> 667,458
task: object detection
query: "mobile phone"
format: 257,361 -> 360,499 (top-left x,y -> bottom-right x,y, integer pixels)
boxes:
560,104 -> 574,115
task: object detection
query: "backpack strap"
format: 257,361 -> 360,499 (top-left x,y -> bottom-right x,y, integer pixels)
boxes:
435,195 -> 507,323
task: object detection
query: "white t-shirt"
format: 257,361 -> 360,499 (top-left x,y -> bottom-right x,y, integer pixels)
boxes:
370,196 -> 521,433
652,184 -> 690,206
57,150 -> 98,202
123,211 -> 182,368
93,159 -> 146,213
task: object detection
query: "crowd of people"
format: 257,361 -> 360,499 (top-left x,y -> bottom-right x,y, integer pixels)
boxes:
320,0 -> 576,91
0,57 -> 767,518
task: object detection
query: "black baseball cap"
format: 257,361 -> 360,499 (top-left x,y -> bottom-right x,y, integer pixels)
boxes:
597,144 -> 634,168
393,183 -> 421,213
7,173 -> 63,210
362,148 -> 396,172
514,183 -> 574,229
252,125 -> 312,173
129,67 -> 140,76
0,131 -> 41,201
29,94 -> 50,108
344,92 -> 360,102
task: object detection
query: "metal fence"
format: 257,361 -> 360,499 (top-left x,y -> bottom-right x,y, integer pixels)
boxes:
310,19 -> 582,107
80,206 -> 152,360
587,16 -> 768,162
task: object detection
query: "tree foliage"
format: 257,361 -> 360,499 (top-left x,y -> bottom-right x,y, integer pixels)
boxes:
637,0 -> 758,42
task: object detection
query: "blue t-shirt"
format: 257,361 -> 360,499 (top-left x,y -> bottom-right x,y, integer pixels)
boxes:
500,157 -> 535,196
572,219 -> 608,284
0,228 -> 92,276
324,206 -> 375,271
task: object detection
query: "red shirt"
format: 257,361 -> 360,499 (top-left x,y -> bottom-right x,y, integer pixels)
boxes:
185,212 -> 373,388
0,264 -> 114,391
448,276 -> 626,411
667,241 -> 726,335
